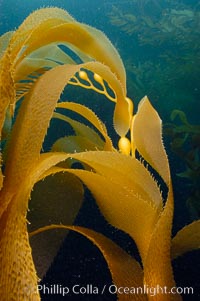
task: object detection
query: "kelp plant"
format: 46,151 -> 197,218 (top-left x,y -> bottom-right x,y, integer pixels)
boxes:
0,7 -> 199,301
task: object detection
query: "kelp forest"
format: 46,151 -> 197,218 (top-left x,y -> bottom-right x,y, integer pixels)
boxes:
0,2 -> 199,301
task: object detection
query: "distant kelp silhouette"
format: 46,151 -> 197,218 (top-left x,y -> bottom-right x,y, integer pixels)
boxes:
165,110 -> 200,220
108,2 -> 199,112
0,7 -> 199,301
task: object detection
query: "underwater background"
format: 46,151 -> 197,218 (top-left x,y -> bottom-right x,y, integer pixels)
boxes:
0,0 -> 199,300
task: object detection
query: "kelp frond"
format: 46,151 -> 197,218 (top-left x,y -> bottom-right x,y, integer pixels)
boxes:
0,7 -> 199,301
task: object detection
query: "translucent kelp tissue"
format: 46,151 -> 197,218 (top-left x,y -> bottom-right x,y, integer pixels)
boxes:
0,7 -> 199,301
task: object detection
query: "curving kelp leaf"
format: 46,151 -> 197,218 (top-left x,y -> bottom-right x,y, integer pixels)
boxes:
10,8 -> 126,94
81,23 -> 126,90
28,172 -> 83,279
171,220 -> 200,259
142,186 -> 180,301
1,64 -> 79,216
1,7 -> 199,301
0,10 -> 74,111
0,150 -> 80,300
53,112 -> 105,149
30,224 -> 147,301
1,63 -> 96,219
131,97 -> 180,300
14,10 -> 130,136
15,43 -> 76,84
1,57 -> 126,215
0,189 -> 40,300
52,136 -> 103,154
1,7 -> 129,137
14,36 -> 76,89
66,168 -> 160,261
57,101 -> 113,151
40,156 -> 161,262
14,41 -> 77,101
8,7 -> 75,61
133,96 -> 170,185
29,43 -> 76,64
15,15 -> 126,90
0,9 -> 74,124
70,151 -> 163,209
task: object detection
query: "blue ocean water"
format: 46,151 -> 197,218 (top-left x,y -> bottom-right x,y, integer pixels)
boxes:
1,0 -> 199,300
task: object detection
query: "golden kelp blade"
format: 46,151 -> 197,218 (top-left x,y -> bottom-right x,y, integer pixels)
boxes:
0,7 -> 129,135
0,64 -> 77,216
68,151 -> 162,209
53,112 -> 105,150
0,62 -> 84,300
132,96 -> 170,185
1,60 -> 125,216
66,168 -> 161,262
57,102 -> 113,151
0,151 -> 81,300
53,135 -> 103,155
142,187 -> 181,301
171,220 -> 200,259
30,96 -> 167,266
15,43 -> 76,101
0,160 -> 52,300
22,145 -> 161,261
15,44 -> 75,82
14,13 -> 126,89
1,7 -> 198,301
11,7 -> 126,95
132,98 -> 180,300
0,56 -> 122,298
0,177 -> 41,300
62,150 -> 163,261
8,7 -> 75,61
0,64 -> 82,214
30,224 -> 147,301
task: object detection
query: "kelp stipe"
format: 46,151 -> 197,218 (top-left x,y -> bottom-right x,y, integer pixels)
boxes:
0,7 -> 199,301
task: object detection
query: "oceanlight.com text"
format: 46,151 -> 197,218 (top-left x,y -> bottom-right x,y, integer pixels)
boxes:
108,284 -> 194,296
37,284 -> 194,297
